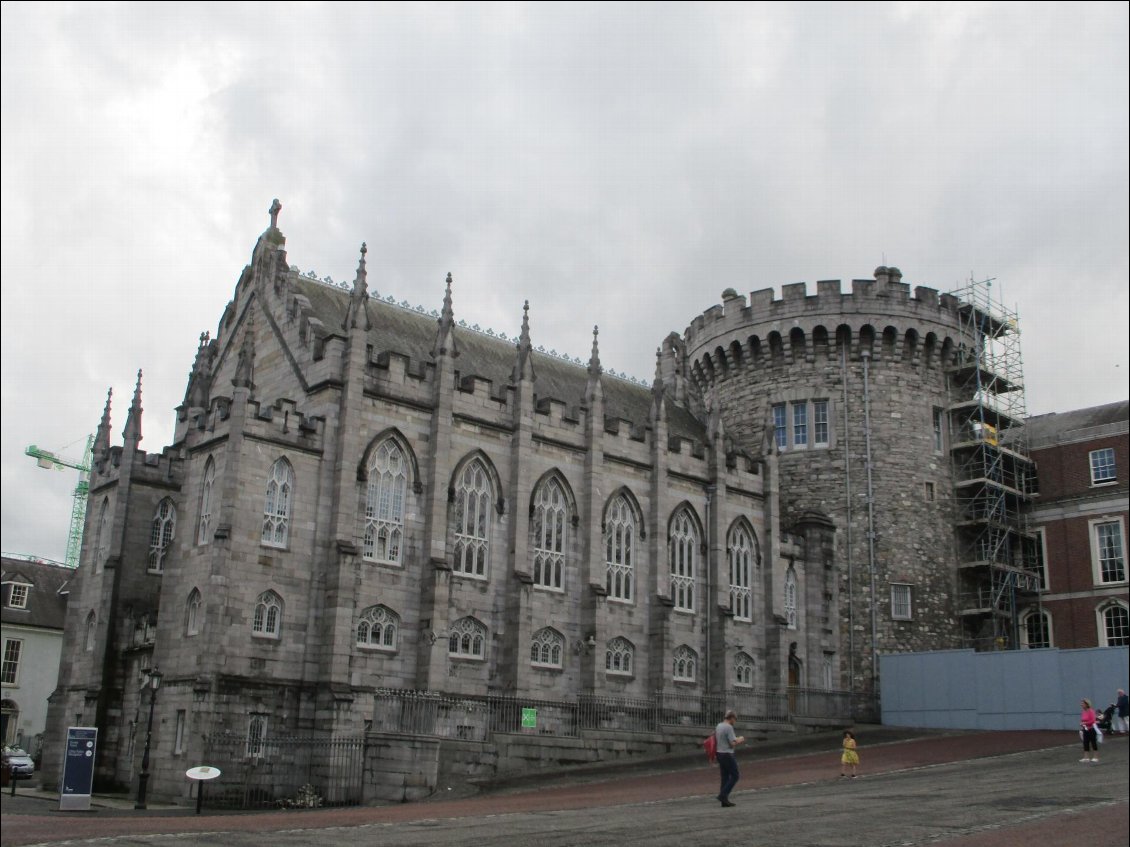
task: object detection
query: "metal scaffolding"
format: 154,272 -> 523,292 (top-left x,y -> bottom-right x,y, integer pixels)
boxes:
946,278 -> 1040,650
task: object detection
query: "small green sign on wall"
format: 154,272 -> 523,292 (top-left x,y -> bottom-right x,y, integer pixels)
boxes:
521,708 -> 537,729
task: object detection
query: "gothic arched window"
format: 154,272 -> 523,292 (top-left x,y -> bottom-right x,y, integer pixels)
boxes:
531,478 -> 568,591
669,509 -> 698,612
784,566 -> 798,630
186,588 -> 202,636
364,440 -> 408,564
728,524 -> 755,622
84,611 -> 97,651
530,627 -> 564,668
94,499 -> 110,573
252,591 -> 283,638
452,459 -> 492,578
448,616 -> 487,659
734,652 -> 754,688
198,458 -> 216,545
262,458 -> 294,548
605,495 -> 637,602
356,605 -> 399,651
605,636 -> 634,675
673,645 -> 697,682
149,499 -> 176,572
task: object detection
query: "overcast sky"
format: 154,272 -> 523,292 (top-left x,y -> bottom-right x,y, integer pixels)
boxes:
2,2 -> 1127,564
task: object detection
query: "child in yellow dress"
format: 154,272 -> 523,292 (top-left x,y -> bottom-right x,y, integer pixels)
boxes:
840,730 -> 859,778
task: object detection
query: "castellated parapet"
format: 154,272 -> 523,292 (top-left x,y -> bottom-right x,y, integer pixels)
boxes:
680,266 -> 967,694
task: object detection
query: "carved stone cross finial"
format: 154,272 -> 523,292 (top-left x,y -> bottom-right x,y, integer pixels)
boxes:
269,198 -> 282,229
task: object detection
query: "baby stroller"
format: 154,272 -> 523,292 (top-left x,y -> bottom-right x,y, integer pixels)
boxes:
1097,704 -> 1115,733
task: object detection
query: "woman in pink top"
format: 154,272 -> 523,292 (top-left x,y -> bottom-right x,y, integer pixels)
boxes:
1080,698 -> 1099,763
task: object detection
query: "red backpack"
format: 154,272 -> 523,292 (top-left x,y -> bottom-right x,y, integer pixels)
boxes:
703,732 -> 717,763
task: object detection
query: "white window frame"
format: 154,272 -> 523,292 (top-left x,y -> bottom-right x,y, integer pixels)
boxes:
364,440 -> 408,565
252,591 -> 282,639
198,458 -> 215,545
530,627 -> 564,669
8,582 -> 29,609
148,499 -> 176,573
772,403 -> 787,450
1090,517 -> 1126,585
1,638 -> 23,685
356,605 -> 399,652
448,617 -> 487,660
669,510 -> 697,613
1089,447 -> 1116,486
672,645 -> 697,682
605,637 -> 634,676
791,401 -> 808,447
784,566 -> 798,630
452,460 -> 492,579
1097,601 -> 1129,647
604,495 -> 636,603
531,479 -> 567,592
813,399 -> 829,446
1020,608 -> 1052,649
891,583 -> 913,620
261,458 -> 294,549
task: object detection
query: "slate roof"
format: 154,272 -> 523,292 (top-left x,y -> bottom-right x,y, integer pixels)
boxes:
1025,401 -> 1129,449
0,557 -> 70,631
294,276 -> 706,443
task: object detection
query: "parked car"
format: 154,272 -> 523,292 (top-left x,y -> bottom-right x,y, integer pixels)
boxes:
1,746 -> 35,780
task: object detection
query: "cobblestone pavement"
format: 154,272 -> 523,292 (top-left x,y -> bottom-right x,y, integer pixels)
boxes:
2,728 -> 1126,847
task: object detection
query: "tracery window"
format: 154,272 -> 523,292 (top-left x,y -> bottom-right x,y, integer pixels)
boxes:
452,460 -> 492,578
605,494 -> 636,602
198,458 -> 216,545
605,636 -> 634,675
531,478 -> 567,590
364,440 -> 408,564
673,645 -> 697,682
530,627 -> 564,668
149,499 -> 176,572
784,566 -> 798,630
357,605 -> 399,651
734,652 -> 754,688
729,524 -> 755,622
448,616 -> 487,659
186,588 -> 202,636
252,591 -> 282,638
261,458 -> 294,548
669,509 -> 697,612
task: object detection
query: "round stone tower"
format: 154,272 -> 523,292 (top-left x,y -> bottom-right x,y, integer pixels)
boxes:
677,267 -> 969,695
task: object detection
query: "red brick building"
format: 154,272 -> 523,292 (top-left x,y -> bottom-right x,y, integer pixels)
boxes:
1024,402 -> 1129,648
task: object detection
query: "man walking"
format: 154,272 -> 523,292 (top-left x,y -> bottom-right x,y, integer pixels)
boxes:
715,709 -> 746,807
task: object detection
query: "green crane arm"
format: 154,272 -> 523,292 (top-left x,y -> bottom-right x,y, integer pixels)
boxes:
26,437 -> 94,568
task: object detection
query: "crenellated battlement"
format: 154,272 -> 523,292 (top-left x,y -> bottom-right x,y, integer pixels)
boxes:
682,267 -> 966,387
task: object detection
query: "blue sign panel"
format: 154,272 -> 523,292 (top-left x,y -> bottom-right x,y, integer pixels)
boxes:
59,727 -> 98,811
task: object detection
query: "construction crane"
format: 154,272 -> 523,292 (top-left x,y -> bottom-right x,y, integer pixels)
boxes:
25,436 -> 94,568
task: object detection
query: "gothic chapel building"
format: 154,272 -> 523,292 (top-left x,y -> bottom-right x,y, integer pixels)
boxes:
44,203 -> 841,794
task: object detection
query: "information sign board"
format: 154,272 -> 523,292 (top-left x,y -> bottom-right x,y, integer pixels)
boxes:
59,727 -> 98,811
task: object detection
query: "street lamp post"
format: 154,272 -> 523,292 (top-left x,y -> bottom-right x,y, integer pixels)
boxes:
134,667 -> 163,810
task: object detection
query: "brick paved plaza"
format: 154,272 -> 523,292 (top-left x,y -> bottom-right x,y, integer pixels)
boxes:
2,727 -> 1127,847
